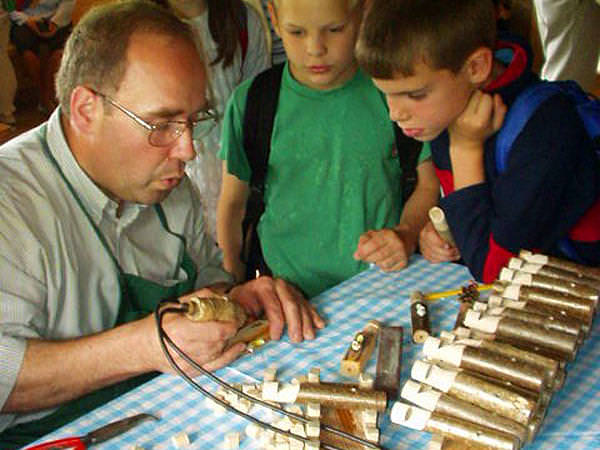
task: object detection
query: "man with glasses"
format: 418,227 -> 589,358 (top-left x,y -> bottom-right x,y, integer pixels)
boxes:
0,1 -> 324,446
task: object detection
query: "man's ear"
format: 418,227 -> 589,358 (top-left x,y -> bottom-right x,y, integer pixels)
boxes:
267,2 -> 281,38
463,47 -> 493,85
68,86 -> 102,134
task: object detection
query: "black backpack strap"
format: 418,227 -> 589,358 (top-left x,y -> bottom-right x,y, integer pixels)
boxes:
238,3 -> 248,64
393,123 -> 422,202
243,63 -> 285,193
240,63 -> 285,279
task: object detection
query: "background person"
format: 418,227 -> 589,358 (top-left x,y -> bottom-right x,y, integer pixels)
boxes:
167,0 -> 270,240
8,0 -> 75,112
0,4 -> 17,129
533,0 -> 600,92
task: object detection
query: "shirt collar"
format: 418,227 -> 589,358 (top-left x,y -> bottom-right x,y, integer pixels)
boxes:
45,107 -> 127,224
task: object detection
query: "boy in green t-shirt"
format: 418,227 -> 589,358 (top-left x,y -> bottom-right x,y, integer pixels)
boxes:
217,0 -> 439,298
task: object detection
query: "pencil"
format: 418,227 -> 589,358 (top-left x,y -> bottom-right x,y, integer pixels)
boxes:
423,284 -> 493,301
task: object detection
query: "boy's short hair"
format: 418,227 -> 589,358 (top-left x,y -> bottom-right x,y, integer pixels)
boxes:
56,0 -> 197,116
270,0 -> 363,11
356,0 -> 497,78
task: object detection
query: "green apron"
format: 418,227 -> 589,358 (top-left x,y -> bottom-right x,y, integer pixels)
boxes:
0,127 -> 198,448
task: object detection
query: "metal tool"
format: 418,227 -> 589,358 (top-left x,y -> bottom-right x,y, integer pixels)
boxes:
26,413 -> 158,449
227,319 -> 271,353
374,325 -> 403,400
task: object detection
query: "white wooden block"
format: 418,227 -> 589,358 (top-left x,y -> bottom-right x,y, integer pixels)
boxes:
305,440 -> 320,450
242,384 -> 261,398
305,420 -> 320,438
361,409 -> 378,426
259,429 -> 275,447
224,389 -> 239,404
358,373 -> 374,390
274,416 -> 293,432
308,368 -> 320,383
236,397 -> 252,414
264,406 -> 279,422
365,426 -> 379,443
262,381 -> 280,401
284,404 -> 303,416
171,431 -> 190,448
224,432 -> 240,449
277,383 -> 300,403
289,438 -> 304,450
264,365 -> 278,382
216,387 -> 228,400
275,432 -> 288,443
245,423 -> 262,439
291,375 -> 308,385
306,402 -> 320,419
290,422 -> 307,438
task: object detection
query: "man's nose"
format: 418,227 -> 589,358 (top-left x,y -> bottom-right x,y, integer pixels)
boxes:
171,127 -> 196,162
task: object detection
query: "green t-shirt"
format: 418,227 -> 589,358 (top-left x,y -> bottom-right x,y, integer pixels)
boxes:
219,64 -> 430,297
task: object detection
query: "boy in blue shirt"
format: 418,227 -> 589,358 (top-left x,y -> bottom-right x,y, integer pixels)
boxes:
218,0 -> 439,297
356,0 -> 600,282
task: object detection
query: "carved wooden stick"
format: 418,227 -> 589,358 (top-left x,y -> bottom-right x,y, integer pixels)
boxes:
429,206 -> 456,246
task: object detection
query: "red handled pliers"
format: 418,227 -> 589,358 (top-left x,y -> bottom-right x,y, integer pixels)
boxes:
25,412 -> 158,449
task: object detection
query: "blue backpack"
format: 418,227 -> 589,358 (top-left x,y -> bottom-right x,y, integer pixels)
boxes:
495,80 -> 600,261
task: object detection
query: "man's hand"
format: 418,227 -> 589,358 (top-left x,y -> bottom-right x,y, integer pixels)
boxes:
155,314 -> 244,375
229,277 -> 326,343
449,90 -> 507,150
148,289 -> 246,376
353,225 -> 415,272
419,221 -> 461,263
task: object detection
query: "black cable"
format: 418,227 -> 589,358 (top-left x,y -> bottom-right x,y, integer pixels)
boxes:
154,304 -> 385,450
158,307 -> 384,449
155,306 -> 335,449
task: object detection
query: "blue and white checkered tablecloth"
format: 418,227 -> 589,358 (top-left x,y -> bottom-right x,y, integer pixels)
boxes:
29,256 -> 600,449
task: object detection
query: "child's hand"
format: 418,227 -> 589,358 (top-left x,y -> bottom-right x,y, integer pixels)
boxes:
353,227 -> 415,272
419,221 -> 461,263
449,90 -> 507,149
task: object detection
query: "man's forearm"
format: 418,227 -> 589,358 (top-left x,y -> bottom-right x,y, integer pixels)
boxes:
3,319 -> 154,413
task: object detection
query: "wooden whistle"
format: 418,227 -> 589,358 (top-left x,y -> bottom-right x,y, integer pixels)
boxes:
411,291 -> 431,343
340,320 -> 381,378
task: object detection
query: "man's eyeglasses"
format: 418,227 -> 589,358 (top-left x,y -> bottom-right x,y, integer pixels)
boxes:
95,91 -> 217,147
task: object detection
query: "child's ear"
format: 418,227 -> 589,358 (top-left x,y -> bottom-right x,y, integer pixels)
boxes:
267,2 -> 281,37
68,86 -> 103,135
463,47 -> 493,85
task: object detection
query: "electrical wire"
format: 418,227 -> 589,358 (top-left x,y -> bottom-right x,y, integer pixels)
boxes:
154,302 -> 385,450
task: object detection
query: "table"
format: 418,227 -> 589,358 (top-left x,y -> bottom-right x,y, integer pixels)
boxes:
29,256 -> 600,449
